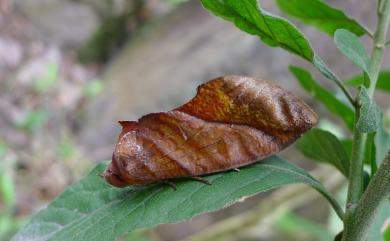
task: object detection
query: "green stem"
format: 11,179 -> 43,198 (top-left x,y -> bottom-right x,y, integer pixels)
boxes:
378,0 -> 384,15
346,109 -> 366,206
368,0 -> 390,97
347,0 -> 390,210
335,77 -> 357,107
362,25 -> 374,38
313,55 -> 356,107
334,78 -> 356,107
342,153 -> 390,241
367,133 -> 377,176
342,0 -> 390,240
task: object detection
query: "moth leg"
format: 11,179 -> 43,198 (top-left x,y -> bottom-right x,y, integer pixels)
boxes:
190,176 -> 212,185
162,181 -> 177,191
233,168 -> 240,172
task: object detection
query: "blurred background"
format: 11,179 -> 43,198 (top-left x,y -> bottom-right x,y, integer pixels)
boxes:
0,0 -> 388,241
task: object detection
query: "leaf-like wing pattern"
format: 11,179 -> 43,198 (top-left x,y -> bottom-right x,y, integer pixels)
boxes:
101,76 -> 318,187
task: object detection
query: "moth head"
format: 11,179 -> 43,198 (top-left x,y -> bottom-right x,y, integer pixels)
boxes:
99,154 -> 129,187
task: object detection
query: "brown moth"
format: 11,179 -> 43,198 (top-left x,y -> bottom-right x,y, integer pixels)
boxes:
100,76 -> 318,187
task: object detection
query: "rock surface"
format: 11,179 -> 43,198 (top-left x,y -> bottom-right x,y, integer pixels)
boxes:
13,0 -> 99,47
12,0 -> 180,48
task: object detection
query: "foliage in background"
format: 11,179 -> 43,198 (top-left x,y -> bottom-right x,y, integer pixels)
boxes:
0,142 -> 23,241
0,56 -> 104,240
346,71 -> 390,91
274,211 -> 333,241
275,0 -> 366,36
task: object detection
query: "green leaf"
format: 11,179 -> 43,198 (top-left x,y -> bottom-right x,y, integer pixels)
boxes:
200,0 -> 313,61
384,222 -> 390,241
341,139 -> 353,160
312,55 -> 341,82
0,150 -> 15,211
0,169 -> 15,209
317,119 -> 346,139
33,63 -> 58,93
374,113 -> 390,165
334,29 -> 370,74
56,134 -> 76,160
312,55 -> 355,107
274,211 -> 333,241
16,110 -> 48,134
334,232 -> 343,241
125,230 -> 153,241
367,202 -> 390,241
356,87 -> 381,133
289,65 -> 355,130
12,156 -> 337,241
296,128 -> 350,176
275,0 -> 365,36
84,80 -> 104,97
342,137 -> 379,168
346,71 -> 390,92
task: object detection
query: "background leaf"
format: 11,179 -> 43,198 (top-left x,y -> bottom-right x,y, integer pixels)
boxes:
356,87 -> 381,133
273,211 -> 333,241
367,202 -> 390,241
12,156 -> 338,241
374,113 -> 390,165
275,0 -> 365,36
289,65 -> 355,130
200,0 -> 313,60
32,63 -> 58,94
124,230 -> 153,241
384,222 -> 390,241
329,186 -> 390,241
341,139 -> 353,159
334,29 -> 370,74
296,128 -> 350,176
339,133 -> 388,169
346,71 -> 390,92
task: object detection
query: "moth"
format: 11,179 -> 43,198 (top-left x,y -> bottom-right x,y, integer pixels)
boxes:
100,76 -> 318,188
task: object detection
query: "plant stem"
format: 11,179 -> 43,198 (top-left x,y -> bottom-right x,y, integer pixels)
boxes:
368,0 -> 390,97
346,109 -> 366,206
335,77 -> 357,107
347,0 -> 390,210
342,153 -> 390,241
342,0 -> 390,240
333,76 -> 356,107
362,25 -> 374,38
378,0 -> 384,15
313,55 -> 356,107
